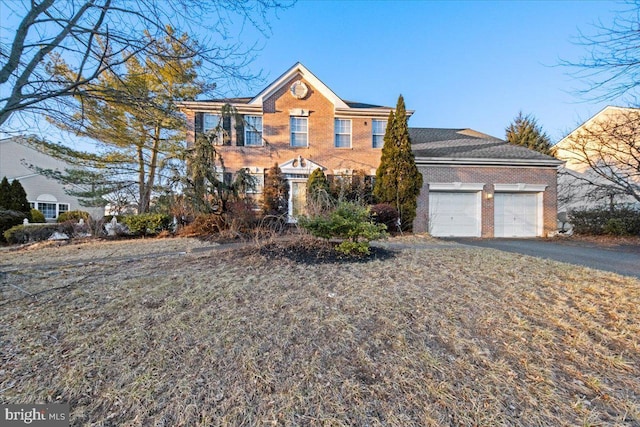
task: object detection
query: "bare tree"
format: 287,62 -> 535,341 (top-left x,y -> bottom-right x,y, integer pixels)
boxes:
0,0 -> 288,127
554,107 -> 640,209
565,0 -> 640,101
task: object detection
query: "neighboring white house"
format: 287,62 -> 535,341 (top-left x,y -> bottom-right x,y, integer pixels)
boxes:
0,136 -> 104,220
554,106 -> 640,214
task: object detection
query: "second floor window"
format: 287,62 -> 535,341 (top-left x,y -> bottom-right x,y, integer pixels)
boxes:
290,117 -> 308,147
203,113 -> 231,145
334,119 -> 351,148
372,119 -> 387,148
245,116 -> 263,146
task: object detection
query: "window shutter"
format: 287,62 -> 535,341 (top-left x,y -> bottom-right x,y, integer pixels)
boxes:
223,116 -> 232,146
195,112 -> 203,135
235,116 -> 245,146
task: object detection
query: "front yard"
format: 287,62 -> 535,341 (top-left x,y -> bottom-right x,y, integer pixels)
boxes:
1,236 -> 639,426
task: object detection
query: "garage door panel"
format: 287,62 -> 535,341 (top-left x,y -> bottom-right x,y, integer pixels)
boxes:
429,192 -> 480,237
495,193 -> 538,237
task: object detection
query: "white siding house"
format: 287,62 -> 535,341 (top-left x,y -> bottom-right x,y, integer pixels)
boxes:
0,136 -> 104,220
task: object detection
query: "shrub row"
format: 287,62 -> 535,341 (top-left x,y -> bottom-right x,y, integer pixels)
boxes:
3,222 -> 79,244
570,207 -> 640,236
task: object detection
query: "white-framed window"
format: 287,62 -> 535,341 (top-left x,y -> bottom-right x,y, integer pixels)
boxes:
202,113 -> 232,145
290,117 -> 308,147
29,202 -> 35,209
58,203 -> 69,215
37,202 -> 57,219
334,119 -> 352,148
245,115 -> 263,146
372,119 -> 387,148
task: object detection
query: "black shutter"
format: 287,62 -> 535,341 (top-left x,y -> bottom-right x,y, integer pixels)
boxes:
195,112 -> 203,134
235,116 -> 245,146
223,116 -> 232,146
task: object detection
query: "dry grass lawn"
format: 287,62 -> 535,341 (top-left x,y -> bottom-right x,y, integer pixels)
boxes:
1,236 -> 639,426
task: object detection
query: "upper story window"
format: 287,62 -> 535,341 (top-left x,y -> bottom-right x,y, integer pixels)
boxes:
203,113 -> 231,145
290,117 -> 308,147
372,119 -> 387,148
334,119 -> 352,148
244,115 -> 263,146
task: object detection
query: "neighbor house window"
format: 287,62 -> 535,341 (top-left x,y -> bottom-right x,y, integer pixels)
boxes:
290,117 -> 308,147
334,119 -> 351,148
372,119 -> 387,148
244,116 -> 263,146
37,202 -> 57,219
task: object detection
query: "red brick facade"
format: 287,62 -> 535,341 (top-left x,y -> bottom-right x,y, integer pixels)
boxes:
414,164 -> 559,237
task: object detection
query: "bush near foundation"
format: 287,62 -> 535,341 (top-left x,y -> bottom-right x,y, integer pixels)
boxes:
30,209 -> 46,223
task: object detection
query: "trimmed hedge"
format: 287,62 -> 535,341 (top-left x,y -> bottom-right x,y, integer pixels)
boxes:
57,210 -> 90,223
120,213 -> 172,236
570,207 -> 640,236
30,209 -> 46,223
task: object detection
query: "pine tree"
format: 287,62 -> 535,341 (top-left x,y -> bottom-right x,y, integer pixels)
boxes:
0,177 -> 11,209
9,180 -> 30,216
262,163 -> 289,217
373,95 -> 423,231
505,112 -> 553,155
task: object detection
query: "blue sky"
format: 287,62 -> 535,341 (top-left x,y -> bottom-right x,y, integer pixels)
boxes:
0,1 -> 626,147
230,0 -> 625,143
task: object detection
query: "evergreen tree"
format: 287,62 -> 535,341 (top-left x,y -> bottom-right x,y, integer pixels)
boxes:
373,95 -> 423,231
0,177 -> 11,209
262,163 -> 289,217
505,112 -> 553,155
306,168 -> 332,211
9,180 -> 30,216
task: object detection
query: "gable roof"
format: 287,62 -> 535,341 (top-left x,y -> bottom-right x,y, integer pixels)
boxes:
555,105 -> 640,148
249,62 -> 349,108
409,127 -> 562,166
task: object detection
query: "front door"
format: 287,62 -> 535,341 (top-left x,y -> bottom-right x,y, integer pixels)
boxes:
289,180 -> 307,221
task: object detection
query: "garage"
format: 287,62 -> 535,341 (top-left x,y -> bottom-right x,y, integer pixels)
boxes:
494,192 -> 540,237
428,191 -> 481,237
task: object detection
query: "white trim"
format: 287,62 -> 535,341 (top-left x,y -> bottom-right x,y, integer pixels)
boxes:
494,183 -> 547,192
429,182 -> 485,191
249,63 -> 349,108
415,157 -> 563,167
280,156 -> 325,175
334,118 -> 352,148
290,116 -> 309,147
36,194 -> 58,202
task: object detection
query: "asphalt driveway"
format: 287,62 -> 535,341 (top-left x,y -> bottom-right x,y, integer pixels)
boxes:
450,238 -> 640,279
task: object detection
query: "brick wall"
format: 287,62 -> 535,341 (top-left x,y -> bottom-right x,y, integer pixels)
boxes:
414,165 -> 559,237
199,76 -> 383,175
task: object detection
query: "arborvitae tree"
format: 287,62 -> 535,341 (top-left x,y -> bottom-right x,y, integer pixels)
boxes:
0,177 -> 11,209
9,180 -> 31,216
306,168 -> 332,212
505,112 -> 553,155
373,95 -> 423,231
262,163 -> 289,217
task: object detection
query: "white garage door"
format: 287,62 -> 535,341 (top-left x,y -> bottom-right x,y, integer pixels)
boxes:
494,193 -> 539,237
429,192 -> 481,237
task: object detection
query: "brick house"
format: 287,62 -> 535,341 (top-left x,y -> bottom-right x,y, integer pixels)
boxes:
179,63 -> 562,237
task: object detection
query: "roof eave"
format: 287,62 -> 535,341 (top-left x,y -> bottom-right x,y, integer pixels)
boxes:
414,157 -> 564,167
